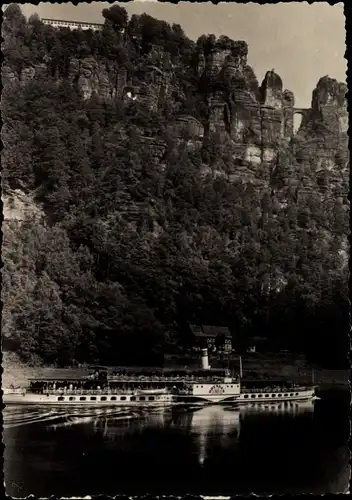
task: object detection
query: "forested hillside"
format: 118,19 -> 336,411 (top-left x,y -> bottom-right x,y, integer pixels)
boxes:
2,5 -> 349,368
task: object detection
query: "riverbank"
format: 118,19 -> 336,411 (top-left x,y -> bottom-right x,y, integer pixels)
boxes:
2,352 -> 88,388
2,351 -> 349,391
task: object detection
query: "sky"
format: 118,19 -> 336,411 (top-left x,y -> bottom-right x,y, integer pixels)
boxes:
19,1 -> 346,108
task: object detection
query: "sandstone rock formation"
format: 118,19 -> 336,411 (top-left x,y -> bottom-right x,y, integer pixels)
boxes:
195,41 -> 302,173
2,189 -> 45,227
193,39 -> 348,196
2,30 -> 348,201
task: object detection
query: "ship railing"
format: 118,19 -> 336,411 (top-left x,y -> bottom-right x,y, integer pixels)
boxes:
173,388 -> 193,395
241,386 -> 314,393
34,389 -> 141,396
107,376 -> 237,383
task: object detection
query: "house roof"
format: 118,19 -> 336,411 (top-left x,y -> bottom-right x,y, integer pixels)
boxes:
202,325 -> 231,338
189,324 -> 206,337
190,324 -> 232,338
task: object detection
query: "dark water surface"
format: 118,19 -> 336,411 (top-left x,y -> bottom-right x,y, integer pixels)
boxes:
4,390 -> 350,497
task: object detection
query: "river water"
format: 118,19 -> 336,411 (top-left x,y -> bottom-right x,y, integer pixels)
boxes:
3,389 -> 350,497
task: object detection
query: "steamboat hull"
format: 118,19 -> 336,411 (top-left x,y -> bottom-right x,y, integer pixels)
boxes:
4,388 -> 316,407
4,394 -> 240,406
174,389 -> 315,405
238,388 -> 315,403
3,393 -> 175,407
175,394 -> 240,404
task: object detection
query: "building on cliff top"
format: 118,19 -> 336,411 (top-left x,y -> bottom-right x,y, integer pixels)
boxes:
41,18 -> 103,31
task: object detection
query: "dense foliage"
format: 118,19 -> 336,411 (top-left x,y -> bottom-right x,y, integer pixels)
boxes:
2,5 -> 349,368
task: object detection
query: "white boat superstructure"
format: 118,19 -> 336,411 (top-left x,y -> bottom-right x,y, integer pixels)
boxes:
176,378 -> 241,403
136,388 -> 169,395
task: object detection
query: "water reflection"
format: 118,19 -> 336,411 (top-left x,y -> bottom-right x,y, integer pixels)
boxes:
4,395 -> 349,497
89,407 -> 170,439
4,399 -> 315,433
3,404 -> 168,432
238,399 -> 315,416
174,400 -> 315,466
187,406 -> 240,465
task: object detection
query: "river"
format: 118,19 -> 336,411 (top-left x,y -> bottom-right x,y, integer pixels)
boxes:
3,389 -> 350,497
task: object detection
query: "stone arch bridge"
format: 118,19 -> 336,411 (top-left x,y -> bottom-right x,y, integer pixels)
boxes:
292,107 -> 310,133
293,107 -> 310,116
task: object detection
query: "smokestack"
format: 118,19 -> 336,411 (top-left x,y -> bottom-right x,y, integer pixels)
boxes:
201,348 -> 210,370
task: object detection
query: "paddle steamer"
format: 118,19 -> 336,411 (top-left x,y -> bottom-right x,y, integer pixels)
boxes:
3,349 -> 315,406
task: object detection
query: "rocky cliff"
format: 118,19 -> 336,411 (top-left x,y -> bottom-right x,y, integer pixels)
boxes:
1,0 -> 349,210
2,26 -> 348,203
195,41 -> 348,194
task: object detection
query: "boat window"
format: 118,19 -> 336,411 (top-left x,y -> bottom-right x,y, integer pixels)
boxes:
69,396 -> 75,401
284,394 -> 288,397
251,394 -> 256,398
148,396 -> 155,401
272,394 -> 276,398
110,396 -> 117,401
244,394 -> 249,399
90,396 -> 97,401
120,396 -> 126,401
265,394 -> 269,398
278,394 -> 282,397
79,397 -> 86,401
295,393 -> 299,396
58,396 -> 64,401
101,396 -> 107,401
130,396 -> 136,401
139,396 -> 146,401
258,394 -> 263,398
290,393 -> 294,397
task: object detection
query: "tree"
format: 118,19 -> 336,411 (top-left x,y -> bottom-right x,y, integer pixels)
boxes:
2,4 -> 31,73
102,5 -> 128,31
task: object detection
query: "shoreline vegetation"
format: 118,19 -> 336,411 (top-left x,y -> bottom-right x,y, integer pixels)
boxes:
3,352 -> 348,392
